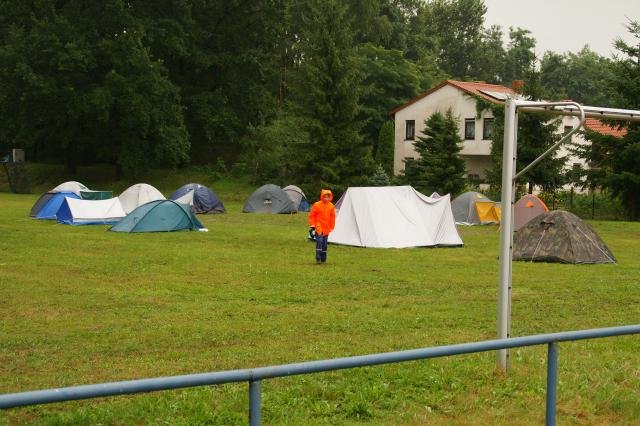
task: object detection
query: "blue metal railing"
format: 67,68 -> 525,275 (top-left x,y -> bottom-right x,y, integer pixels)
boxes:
1,325 -> 638,425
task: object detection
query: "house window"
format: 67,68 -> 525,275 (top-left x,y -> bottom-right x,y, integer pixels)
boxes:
483,118 -> 494,140
464,119 -> 475,140
405,120 -> 415,140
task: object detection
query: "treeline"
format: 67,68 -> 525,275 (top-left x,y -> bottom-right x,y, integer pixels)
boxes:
0,0 -> 628,192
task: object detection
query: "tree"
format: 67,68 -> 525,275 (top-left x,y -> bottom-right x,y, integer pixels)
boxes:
370,164 -> 391,186
576,20 -> 640,220
403,110 -> 466,196
503,27 -> 537,84
287,0 -> 373,191
376,120 -> 395,176
486,70 -> 566,193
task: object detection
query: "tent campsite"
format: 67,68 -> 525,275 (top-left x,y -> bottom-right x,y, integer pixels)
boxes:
328,186 -> 463,248
451,191 -> 501,225
110,200 -> 204,233
56,197 -> 126,225
35,192 -> 81,220
242,184 -> 296,214
513,193 -> 549,231
513,210 -> 615,264
119,183 -> 165,214
169,183 -> 226,214
283,185 -> 310,212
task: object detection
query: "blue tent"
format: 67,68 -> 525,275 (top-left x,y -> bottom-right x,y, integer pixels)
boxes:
169,183 -> 226,214
110,200 -> 204,233
35,192 -> 81,220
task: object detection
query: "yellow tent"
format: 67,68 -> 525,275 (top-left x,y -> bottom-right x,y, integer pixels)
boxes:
475,201 -> 501,224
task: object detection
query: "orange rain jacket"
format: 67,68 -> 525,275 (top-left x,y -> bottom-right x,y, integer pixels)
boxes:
308,189 -> 336,236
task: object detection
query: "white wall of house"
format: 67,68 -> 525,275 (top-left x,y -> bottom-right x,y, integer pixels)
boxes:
393,84 -> 497,177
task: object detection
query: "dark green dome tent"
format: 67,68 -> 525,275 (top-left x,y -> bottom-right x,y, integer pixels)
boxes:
242,184 -> 296,214
110,200 -> 205,233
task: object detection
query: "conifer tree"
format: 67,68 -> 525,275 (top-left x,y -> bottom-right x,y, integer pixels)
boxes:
403,110 -> 466,196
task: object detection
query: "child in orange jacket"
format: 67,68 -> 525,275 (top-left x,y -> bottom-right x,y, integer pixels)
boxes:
308,189 -> 335,264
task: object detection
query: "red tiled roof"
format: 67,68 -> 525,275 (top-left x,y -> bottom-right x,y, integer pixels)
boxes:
389,79 -> 516,116
584,118 -> 626,138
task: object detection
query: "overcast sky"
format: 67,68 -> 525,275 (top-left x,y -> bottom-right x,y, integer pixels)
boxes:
483,0 -> 640,58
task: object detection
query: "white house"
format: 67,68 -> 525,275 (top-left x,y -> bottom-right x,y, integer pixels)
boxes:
389,79 -> 624,186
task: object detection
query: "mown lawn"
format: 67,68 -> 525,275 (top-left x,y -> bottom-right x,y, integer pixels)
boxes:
0,183 -> 639,425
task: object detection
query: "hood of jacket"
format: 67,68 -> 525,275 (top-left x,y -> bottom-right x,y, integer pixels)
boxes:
320,189 -> 333,202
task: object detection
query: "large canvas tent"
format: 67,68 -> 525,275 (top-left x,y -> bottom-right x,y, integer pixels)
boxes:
513,210 -> 615,264
242,184 -> 295,214
283,185 -> 310,212
169,183 -> 226,214
51,181 -> 88,196
513,194 -> 548,231
35,192 -> 81,220
119,183 -> 165,214
328,186 -> 463,248
452,191 -> 501,225
56,197 -> 126,225
110,200 -> 204,233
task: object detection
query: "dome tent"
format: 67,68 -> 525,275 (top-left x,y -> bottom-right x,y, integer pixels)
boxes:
242,184 -> 295,214
513,193 -> 548,231
110,200 -> 204,233
31,181 -> 89,216
451,191 -> 501,225
30,192 -> 57,217
513,210 -> 615,264
35,192 -> 81,220
283,185 -> 310,212
169,183 -> 226,214
118,183 -> 165,214
50,181 -> 88,196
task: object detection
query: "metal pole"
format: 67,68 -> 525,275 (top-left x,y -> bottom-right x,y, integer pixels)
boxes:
249,380 -> 261,426
545,342 -> 559,426
497,99 -> 517,371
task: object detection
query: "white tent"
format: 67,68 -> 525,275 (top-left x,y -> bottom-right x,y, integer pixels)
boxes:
173,189 -> 195,206
51,181 -> 88,196
328,186 -> 463,248
56,197 -> 126,225
118,183 -> 165,214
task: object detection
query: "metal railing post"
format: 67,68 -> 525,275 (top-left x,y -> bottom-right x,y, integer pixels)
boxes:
545,342 -> 558,426
249,380 -> 261,426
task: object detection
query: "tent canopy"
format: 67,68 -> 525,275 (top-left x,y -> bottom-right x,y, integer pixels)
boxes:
283,185 -> 310,212
110,200 -> 204,233
328,186 -> 463,248
513,194 -> 548,231
451,191 -> 501,225
57,197 -> 126,225
513,210 -> 615,264
169,183 -> 226,214
119,183 -> 165,214
35,192 -> 81,220
51,181 -> 88,196
242,184 -> 295,214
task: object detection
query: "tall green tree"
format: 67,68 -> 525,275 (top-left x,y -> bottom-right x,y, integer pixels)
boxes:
503,27 -> 537,84
403,110 -> 466,196
376,120 -> 395,176
287,0 -> 373,191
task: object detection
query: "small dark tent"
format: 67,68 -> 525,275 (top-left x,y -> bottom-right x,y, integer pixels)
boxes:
109,200 -> 204,233
283,185 -> 310,212
513,194 -> 548,231
242,184 -> 295,214
169,183 -> 226,214
513,210 -> 615,264
35,192 -> 81,220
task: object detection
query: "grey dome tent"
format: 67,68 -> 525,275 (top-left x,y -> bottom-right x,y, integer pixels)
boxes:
169,183 -> 226,214
242,184 -> 295,214
513,210 -> 615,264
110,200 -> 204,233
451,191 -> 500,225
283,185 -> 310,212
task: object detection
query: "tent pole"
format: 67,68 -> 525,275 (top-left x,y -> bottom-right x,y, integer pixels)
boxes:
497,99 -> 517,371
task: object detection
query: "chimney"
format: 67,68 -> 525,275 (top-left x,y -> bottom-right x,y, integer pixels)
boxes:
512,80 -> 524,93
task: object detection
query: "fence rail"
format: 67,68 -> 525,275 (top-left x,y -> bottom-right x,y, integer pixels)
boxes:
1,324 -> 639,425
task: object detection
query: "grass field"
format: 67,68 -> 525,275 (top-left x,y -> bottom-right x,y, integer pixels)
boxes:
1,176 -> 639,425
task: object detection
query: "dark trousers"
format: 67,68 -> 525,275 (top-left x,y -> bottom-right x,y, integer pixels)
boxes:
315,234 -> 328,262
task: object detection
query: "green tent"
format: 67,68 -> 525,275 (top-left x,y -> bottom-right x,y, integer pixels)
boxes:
109,200 -> 204,233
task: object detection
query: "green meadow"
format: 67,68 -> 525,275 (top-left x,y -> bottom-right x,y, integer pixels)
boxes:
1,175 -> 639,425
